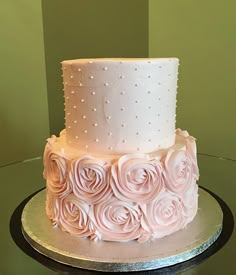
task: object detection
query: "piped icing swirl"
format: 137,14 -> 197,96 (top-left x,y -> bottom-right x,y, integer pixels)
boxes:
43,129 -> 199,242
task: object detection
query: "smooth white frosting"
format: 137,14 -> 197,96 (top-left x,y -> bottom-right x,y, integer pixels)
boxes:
62,58 -> 179,154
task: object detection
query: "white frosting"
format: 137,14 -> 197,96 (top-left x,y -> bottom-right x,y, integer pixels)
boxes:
62,58 -> 179,154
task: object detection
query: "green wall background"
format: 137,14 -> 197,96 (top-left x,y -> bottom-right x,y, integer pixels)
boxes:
0,0 -> 49,166
2,1 -> 236,166
149,0 -> 236,160
42,0 -> 148,136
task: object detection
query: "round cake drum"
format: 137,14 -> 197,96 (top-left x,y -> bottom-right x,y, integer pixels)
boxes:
21,188 -> 223,272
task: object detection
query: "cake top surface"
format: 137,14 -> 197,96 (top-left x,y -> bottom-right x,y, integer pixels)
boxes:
62,57 -> 179,64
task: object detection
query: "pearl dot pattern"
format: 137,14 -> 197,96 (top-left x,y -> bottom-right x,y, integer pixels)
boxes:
62,58 -> 179,154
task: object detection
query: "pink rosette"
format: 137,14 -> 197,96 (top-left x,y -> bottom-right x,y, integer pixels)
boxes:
111,154 -> 164,204
143,191 -> 186,239
70,156 -> 111,204
43,136 -> 71,198
164,148 -> 193,194
57,194 -> 95,238
91,195 -> 143,242
176,129 -> 199,180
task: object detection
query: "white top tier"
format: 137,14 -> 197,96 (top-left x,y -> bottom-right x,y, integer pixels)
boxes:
62,58 -> 179,154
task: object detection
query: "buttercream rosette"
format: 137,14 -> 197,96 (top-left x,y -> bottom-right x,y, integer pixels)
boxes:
141,191 -> 186,239
43,135 -> 72,198
164,148 -> 193,194
111,154 -> 165,204
90,194 -> 144,242
176,129 -> 199,180
70,156 -> 111,204
57,194 -> 95,238
44,129 -> 199,242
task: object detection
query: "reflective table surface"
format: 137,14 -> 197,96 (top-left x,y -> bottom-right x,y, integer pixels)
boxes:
1,155 -> 235,275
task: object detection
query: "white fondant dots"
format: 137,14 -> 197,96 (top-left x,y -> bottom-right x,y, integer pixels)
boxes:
92,108 -> 97,112
70,75 -> 74,79
95,138 -> 99,142
103,66 -> 108,71
74,120 -> 77,124
106,116 -> 111,120
104,82 -> 109,86
89,76 -> 94,79
84,130 -> 88,134
81,99 -> 85,103
120,91 -> 125,95
105,100 -> 110,104
93,123 -> 98,127
82,115 -> 86,119
108,132 -> 112,136
77,68 -> 81,72
121,124 -> 126,127
91,91 -> 96,95
75,136 -> 79,139
73,105 -> 77,109
79,82 -> 83,87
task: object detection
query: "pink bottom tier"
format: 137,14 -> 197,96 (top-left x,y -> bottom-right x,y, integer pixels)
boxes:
43,129 -> 199,243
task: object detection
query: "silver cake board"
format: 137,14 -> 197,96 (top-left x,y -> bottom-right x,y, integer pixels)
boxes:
21,188 -> 223,272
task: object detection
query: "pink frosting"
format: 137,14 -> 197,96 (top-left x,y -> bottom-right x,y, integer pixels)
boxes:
46,189 -> 60,225
164,149 -> 193,194
176,129 -> 199,180
111,154 -> 165,203
70,156 -> 111,204
57,194 -> 95,238
142,191 -> 186,239
44,129 -> 199,242
43,135 -> 72,198
181,181 -> 199,225
90,194 -> 144,242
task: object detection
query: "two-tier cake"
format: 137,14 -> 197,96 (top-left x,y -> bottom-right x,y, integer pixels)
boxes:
43,58 -> 199,242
